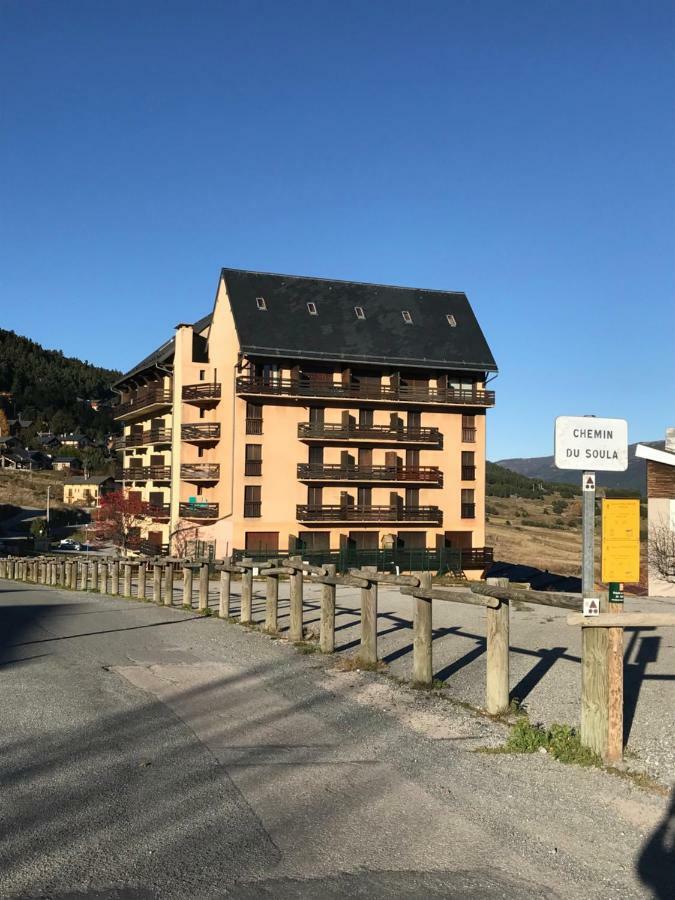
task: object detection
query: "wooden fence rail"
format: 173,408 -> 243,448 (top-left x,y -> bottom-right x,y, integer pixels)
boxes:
3,553 -> 671,764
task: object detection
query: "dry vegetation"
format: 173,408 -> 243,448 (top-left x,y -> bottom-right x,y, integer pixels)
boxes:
0,469 -> 69,513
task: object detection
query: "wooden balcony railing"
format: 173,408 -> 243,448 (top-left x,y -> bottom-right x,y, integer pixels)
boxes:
461,466 -> 476,481
461,503 -> 476,519
298,422 -> 442,446
297,464 -> 442,485
118,465 -> 171,481
245,418 -> 263,435
178,501 -> 219,519
180,463 -> 220,481
182,383 -> 222,402
297,504 -> 442,524
113,386 -> 172,419
147,504 -> 171,520
244,501 -> 262,518
237,376 -> 495,407
114,428 -> 172,449
244,460 -> 262,476
462,427 -> 477,443
181,423 -> 221,442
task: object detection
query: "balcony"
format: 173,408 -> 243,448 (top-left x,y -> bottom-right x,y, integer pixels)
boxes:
118,465 -> 171,482
113,386 -> 172,420
147,504 -> 170,520
461,466 -> 476,481
297,504 -> 442,525
237,376 -> 494,408
181,423 -> 220,442
461,503 -> 476,519
182,383 -> 221,404
179,501 -> 219,520
297,463 -> 442,486
180,463 -> 220,482
298,422 -> 442,447
114,428 -> 172,450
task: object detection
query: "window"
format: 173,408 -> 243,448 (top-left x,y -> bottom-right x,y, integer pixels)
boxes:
244,485 -> 261,517
354,306 -> 365,320
199,369 -> 206,380
307,486 -> 323,509
401,310 -> 413,324
245,444 -> 262,476
309,407 -> 325,426
461,489 -> 475,519
307,302 -> 318,315
256,296 -> 267,310
297,531 -> 330,551
446,314 -> 457,327
461,451 -> 476,481
246,403 -> 263,435
462,414 -> 476,443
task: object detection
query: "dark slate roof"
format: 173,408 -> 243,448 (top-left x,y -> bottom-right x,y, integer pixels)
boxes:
222,269 -> 497,373
113,313 -> 213,386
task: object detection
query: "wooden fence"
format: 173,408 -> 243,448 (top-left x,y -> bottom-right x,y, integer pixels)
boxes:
2,553 -> 673,765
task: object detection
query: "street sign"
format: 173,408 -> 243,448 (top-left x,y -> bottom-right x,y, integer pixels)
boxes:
602,499 -> 640,583
583,473 -> 596,492
583,596 -> 600,616
608,582 -> 624,603
554,416 -> 628,471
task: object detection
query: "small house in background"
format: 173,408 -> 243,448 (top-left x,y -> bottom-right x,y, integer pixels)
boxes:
52,456 -> 83,473
636,427 -> 675,598
59,433 -> 94,450
63,475 -> 118,508
39,433 -> 62,450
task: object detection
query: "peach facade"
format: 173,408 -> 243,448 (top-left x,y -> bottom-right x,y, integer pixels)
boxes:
113,270 -> 496,571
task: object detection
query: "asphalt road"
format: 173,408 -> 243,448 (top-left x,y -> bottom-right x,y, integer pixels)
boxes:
0,580 -> 673,899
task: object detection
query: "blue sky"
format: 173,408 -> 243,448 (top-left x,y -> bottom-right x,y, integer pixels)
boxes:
1,0 -> 673,459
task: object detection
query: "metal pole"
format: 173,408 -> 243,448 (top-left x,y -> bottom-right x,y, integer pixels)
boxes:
46,485 -> 51,527
582,471 -> 595,595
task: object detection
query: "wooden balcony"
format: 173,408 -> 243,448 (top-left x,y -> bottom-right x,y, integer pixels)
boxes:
182,383 -> 222,404
179,501 -> 219,519
113,386 -> 172,420
180,463 -> 220,482
297,464 -> 442,486
114,428 -> 172,450
147,504 -> 170,520
297,504 -> 442,525
237,376 -> 494,408
181,423 -> 221,442
298,422 -> 442,447
118,465 -> 171,482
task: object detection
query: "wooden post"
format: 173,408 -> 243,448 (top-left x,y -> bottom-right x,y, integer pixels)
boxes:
58,560 -> 65,587
581,593 -> 609,756
163,563 -> 174,607
90,560 -> 98,592
68,561 -> 76,589
413,571 -> 433,686
240,558 -> 253,624
183,566 -> 193,609
264,561 -> 279,632
359,566 -> 378,665
137,562 -> 146,600
79,561 -> 88,591
486,577 -> 510,715
320,563 -> 337,653
110,560 -> 120,596
153,563 -> 162,604
123,562 -> 132,597
198,563 -> 209,611
99,561 -> 108,594
289,555 -> 304,641
219,569 -> 231,618
606,590 -> 623,764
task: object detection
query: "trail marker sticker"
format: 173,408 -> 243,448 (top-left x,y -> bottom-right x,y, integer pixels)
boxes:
583,473 -> 596,492
583,596 -> 600,617
554,416 -> 628,471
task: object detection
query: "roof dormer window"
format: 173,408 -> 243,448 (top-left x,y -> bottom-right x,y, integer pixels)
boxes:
401,310 -> 413,324
446,314 -> 457,327
307,302 -> 318,315
354,306 -> 365,320
256,297 -> 267,310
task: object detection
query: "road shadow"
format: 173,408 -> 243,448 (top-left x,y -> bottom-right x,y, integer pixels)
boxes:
637,789 -> 675,898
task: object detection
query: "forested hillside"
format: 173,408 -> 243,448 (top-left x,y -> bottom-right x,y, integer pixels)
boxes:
0,329 -> 121,438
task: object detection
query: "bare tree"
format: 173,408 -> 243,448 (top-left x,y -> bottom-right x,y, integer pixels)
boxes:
648,519 -> 675,584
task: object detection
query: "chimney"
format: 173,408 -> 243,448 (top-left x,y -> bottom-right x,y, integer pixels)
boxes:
666,427 -> 675,454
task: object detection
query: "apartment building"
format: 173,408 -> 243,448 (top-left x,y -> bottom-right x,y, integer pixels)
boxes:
112,269 -> 497,572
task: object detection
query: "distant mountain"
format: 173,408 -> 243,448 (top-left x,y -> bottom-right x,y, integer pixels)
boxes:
496,441 -> 664,495
0,329 -> 121,439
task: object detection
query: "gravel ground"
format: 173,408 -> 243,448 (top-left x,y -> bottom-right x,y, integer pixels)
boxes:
0,579 -> 673,899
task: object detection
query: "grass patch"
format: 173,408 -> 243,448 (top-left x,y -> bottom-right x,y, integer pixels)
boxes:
294,641 -> 320,655
491,718 -> 601,767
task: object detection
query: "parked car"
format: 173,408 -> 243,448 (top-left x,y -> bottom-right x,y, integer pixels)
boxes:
58,539 -> 82,551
